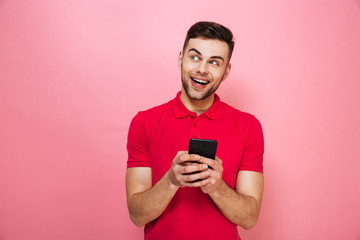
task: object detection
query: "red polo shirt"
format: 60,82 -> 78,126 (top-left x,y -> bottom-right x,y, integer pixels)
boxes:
127,91 -> 264,240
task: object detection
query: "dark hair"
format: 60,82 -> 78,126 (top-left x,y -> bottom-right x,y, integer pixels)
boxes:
183,21 -> 235,61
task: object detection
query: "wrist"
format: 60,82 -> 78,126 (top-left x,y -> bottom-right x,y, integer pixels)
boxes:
208,179 -> 227,197
165,171 -> 180,190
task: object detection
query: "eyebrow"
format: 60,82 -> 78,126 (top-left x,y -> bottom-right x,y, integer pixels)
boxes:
188,48 -> 225,62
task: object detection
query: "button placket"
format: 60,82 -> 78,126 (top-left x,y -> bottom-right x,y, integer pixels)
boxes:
190,116 -> 202,139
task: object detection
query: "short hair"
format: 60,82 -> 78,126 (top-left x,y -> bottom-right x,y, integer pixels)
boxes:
183,21 -> 235,61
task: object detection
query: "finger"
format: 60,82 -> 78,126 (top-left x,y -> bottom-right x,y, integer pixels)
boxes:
215,156 -> 223,165
203,169 -> 221,186
173,151 -> 189,165
184,178 -> 210,187
181,163 -> 208,174
181,161 -> 200,166
182,170 -> 210,183
201,156 -> 223,170
178,153 -> 201,164
197,157 -> 216,169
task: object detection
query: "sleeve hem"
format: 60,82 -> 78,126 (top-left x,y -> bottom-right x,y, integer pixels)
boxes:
127,161 -> 151,168
239,165 -> 264,174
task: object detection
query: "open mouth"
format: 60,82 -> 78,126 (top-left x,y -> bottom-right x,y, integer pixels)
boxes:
191,77 -> 210,85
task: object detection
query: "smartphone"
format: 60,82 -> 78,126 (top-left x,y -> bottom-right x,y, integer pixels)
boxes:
188,138 -> 218,159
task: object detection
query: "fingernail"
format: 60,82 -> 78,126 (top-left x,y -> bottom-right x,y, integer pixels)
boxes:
202,164 -> 207,169
194,155 -> 200,160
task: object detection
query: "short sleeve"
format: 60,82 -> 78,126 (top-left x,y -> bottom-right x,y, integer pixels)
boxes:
127,112 -> 151,168
239,116 -> 264,173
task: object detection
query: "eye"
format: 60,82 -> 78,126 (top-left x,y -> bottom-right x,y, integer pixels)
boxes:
210,60 -> 219,65
191,56 -> 200,61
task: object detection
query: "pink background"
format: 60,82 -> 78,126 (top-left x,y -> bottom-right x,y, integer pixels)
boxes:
1,0 -> 360,239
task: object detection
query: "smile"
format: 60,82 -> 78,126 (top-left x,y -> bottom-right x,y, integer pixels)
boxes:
191,77 -> 210,85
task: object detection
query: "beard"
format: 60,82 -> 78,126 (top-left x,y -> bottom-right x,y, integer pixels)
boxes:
181,74 -> 222,101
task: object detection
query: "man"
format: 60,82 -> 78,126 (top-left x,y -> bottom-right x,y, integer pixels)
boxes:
126,21 -> 264,240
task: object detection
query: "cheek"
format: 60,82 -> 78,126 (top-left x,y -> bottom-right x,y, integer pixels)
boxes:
182,59 -> 198,70
214,67 -> 228,79
211,71 -> 225,82
182,65 -> 195,76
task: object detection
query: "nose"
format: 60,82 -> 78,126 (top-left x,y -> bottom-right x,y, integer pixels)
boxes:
196,62 -> 209,75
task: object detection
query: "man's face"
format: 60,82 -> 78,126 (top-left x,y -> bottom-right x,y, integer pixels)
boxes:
178,38 -> 231,101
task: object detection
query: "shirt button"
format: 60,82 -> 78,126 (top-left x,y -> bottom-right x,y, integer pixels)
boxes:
193,123 -> 197,127
193,134 -> 197,138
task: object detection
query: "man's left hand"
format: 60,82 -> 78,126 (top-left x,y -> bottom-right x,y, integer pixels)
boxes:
199,156 -> 224,194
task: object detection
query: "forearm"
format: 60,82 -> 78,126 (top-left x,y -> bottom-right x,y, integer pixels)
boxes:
208,180 -> 261,229
127,171 -> 179,227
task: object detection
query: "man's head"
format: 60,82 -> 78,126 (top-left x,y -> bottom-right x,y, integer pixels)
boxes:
183,21 -> 235,62
178,21 -> 234,103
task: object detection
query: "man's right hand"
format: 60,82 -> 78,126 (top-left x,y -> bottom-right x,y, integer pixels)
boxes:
168,151 -> 211,187
126,151 -> 212,227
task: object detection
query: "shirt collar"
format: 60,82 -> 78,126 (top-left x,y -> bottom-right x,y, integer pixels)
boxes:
172,91 -> 222,120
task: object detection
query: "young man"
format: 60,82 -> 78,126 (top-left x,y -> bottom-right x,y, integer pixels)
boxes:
126,21 -> 264,240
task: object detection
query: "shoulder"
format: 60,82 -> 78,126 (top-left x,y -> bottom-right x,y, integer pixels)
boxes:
129,99 -> 173,135
220,101 -> 263,136
133,100 -> 171,123
221,102 -> 259,122
127,100 -> 173,149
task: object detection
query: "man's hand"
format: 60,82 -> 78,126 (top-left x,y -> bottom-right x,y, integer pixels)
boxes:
199,156 -> 224,194
168,151 -> 211,187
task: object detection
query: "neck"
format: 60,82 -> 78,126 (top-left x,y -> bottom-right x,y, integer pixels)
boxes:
180,90 -> 215,116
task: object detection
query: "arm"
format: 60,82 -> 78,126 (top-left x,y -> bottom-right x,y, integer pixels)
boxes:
126,167 -> 178,227
201,115 -> 264,229
126,152 -> 211,227
199,157 -> 264,229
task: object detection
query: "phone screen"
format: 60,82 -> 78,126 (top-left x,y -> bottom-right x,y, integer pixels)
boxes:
188,139 -> 217,159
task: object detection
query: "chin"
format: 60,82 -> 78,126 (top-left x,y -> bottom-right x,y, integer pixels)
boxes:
182,79 -> 213,101
187,90 -> 209,101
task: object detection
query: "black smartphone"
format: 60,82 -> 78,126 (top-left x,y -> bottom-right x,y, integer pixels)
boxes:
188,138 -> 218,159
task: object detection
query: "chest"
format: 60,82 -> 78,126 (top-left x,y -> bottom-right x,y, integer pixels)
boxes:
149,114 -> 247,188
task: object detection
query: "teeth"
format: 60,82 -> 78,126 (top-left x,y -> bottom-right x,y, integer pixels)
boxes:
192,78 -> 208,85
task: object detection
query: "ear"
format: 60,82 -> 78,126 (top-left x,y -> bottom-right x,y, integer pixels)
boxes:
177,51 -> 183,70
222,63 -> 231,82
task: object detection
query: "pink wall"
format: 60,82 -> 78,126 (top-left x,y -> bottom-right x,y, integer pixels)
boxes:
1,0 -> 360,239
